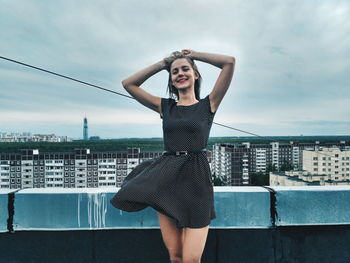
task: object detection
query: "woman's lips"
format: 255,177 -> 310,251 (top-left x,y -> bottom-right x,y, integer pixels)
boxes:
177,78 -> 188,83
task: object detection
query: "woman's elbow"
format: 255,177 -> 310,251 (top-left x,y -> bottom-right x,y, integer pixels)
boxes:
228,56 -> 236,65
121,79 -> 130,89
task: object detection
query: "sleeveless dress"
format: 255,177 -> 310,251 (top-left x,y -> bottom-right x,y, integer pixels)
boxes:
110,94 -> 217,228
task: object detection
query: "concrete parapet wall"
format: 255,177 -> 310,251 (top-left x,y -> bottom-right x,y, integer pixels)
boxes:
2,186 -> 350,231
9,187 -> 272,230
1,186 -> 350,262
272,186 -> 350,226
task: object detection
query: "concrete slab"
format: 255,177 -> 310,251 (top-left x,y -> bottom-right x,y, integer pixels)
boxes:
13,187 -> 272,230
271,186 -> 350,226
212,187 -> 272,228
13,188 -> 159,230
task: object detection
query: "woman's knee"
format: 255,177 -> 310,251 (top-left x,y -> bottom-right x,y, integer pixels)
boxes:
182,255 -> 201,263
168,248 -> 182,262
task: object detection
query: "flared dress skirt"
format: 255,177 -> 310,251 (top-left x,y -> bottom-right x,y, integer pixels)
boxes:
110,94 -> 217,228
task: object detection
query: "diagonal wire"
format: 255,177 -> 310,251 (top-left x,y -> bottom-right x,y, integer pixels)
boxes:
0,56 -> 133,99
0,55 -> 265,138
0,55 -> 347,159
1,54 -> 342,156
212,122 -> 264,138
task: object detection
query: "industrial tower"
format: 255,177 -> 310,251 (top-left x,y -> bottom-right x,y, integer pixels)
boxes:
83,117 -> 88,140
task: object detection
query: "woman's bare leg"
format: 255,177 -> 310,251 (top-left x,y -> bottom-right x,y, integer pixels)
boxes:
158,212 -> 184,263
182,226 -> 209,263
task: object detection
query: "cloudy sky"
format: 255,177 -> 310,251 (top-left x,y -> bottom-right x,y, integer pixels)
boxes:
0,0 -> 349,139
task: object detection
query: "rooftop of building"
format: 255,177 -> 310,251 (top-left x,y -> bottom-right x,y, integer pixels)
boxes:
1,186 -> 350,262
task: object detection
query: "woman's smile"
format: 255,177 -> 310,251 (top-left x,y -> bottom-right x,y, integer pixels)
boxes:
171,58 -> 197,89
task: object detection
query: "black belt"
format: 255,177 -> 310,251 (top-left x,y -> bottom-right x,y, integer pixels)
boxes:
162,149 -> 207,156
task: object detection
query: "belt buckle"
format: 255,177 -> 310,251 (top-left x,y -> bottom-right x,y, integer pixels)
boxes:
176,151 -> 188,156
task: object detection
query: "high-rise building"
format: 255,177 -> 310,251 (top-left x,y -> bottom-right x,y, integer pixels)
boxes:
213,140 -> 350,186
83,117 -> 88,140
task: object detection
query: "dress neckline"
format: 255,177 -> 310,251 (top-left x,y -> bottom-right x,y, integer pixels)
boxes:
175,100 -> 200,107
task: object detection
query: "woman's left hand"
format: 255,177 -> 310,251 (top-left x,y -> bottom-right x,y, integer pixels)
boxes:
181,49 -> 197,58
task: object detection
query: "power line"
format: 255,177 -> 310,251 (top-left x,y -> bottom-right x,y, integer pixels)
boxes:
212,122 -> 264,138
0,55 -> 266,139
0,55 -> 347,152
0,56 -> 133,99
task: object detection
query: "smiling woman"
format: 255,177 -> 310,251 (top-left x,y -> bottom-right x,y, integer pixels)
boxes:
110,49 -> 235,263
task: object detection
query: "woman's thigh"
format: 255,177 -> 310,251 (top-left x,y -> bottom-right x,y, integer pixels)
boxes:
157,213 -> 184,254
182,226 -> 209,261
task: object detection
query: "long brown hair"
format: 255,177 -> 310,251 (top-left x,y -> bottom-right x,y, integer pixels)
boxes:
164,51 -> 202,101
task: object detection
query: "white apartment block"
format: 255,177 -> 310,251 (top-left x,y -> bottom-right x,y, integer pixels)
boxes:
303,147 -> 350,183
98,158 -> 117,187
212,143 -> 249,186
270,171 -> 328,186
21,160 -> 34,189
0,160 -> 10,188
270,147 -> 350,186
255,148 -> 267,172
0,132 -> 72,142
292,146 -> 300,170
0,148 -> 164,189
45,159 -> 64,188
75,159 -> 87,188
271,142 -> 279,170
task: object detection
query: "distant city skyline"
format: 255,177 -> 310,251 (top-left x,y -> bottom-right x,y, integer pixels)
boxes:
0,0 -> 349,138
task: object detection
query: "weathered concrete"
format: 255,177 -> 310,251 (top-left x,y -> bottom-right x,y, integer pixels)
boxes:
12,187 -> 271,230
2,187 -> 350,262
0,189 -> 16,233
212,187 -> 271,228
271,186 -> 350,226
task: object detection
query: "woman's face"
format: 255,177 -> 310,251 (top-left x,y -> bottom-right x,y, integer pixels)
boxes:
170,58 -> 198,90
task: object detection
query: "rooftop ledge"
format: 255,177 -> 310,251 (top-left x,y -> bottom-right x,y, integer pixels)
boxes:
1,186 -> 350,232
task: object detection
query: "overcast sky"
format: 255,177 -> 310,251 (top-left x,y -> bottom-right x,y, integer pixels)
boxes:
0,0 -> 349,139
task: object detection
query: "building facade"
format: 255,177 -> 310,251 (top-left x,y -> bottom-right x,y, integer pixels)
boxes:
0,148 -> 213,189
270,147 -> 350,186
213,140 -> 350,186
0,132 -> 71,142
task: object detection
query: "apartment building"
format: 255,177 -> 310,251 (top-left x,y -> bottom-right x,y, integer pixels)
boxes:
212,143 -> 250,185
270,147 -> 350,186
0,148 -> 147,189
213,140 -> 350,186
0,148 -> 214,189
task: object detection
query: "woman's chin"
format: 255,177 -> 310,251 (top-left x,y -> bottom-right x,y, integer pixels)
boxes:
174,85 -> 191,90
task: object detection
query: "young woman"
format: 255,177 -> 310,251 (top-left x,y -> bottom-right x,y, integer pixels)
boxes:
111,50 -> 235,263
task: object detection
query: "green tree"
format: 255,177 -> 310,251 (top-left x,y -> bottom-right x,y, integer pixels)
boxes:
280,161 -> 294,172
212,173 -> 226,186
250,171 -> 269,186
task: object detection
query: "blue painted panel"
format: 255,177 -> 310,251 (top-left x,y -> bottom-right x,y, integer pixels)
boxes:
13,189 -> 160,230
272,186 -> 350,226
211,187 -> 272,228
13,187 -> 272,230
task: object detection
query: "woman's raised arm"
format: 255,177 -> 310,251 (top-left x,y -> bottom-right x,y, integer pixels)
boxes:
121,60 -> 166,115
182,50 -> 235,113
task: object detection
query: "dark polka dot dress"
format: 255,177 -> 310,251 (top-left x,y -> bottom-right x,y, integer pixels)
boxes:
110,94 -> 217,228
